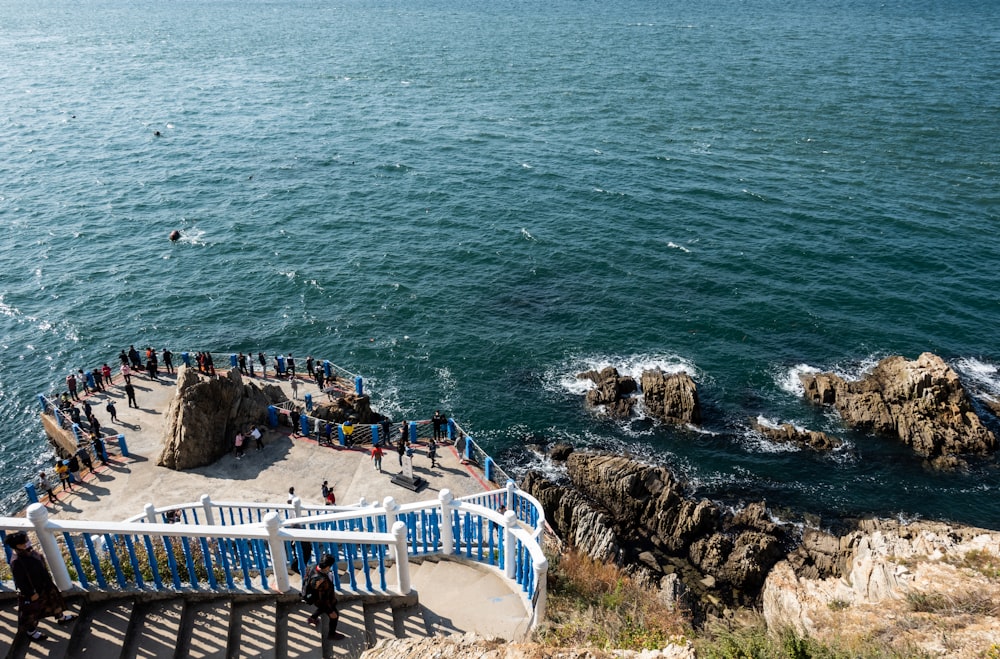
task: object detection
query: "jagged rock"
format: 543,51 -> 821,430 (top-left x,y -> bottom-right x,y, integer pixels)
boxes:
308,392 -> 379,424
524,453 -> 787,613
361,633 -> 695,659
578,367 -> 638,418
750,418 -> 842,451
157,366 -> 286,470
549,442 -> 574,461
640,370 -> 701,425
762,520 -> 1000,656
799,352 -> 997,459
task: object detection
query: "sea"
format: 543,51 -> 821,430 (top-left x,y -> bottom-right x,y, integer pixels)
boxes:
1,0 -> 999,529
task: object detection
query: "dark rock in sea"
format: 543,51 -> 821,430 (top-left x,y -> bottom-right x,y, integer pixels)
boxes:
641,369 -> 701,425
548,442 -> 574,461
750,418 -> 842,451
522,452 -> 788,615
576,365 -> 701,425
308,393 -> 379,425
577,366 -> 637,418
158,366 -> 285,470
799,352 -> 997,461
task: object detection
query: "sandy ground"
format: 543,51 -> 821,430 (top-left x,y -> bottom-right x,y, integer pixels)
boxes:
40,368 -> 491,522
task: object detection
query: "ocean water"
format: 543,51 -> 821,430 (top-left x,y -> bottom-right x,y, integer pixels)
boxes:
2,0 -> 999,527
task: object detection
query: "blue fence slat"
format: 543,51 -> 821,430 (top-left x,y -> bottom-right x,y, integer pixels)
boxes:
83,534 -> 107,589
361,544 -> 372,591
123,535 -> 144,589
143,534 -> 163,590
181,536 -> 198,588
253,539 -> 269,590
377,545 -> 387,591
62,532 -> 88,589
163,536 -> 182,589
346,544 -> 358,590
476,516 -> 484,562
200,537 -> 218,589
105,534 -> 127,589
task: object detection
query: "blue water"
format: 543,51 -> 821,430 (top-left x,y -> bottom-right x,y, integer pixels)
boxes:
2,0 -> 999,527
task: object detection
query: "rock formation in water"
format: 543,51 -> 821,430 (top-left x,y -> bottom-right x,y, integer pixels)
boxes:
577,367 -> 638,418
522,452 -> 787,615
749,418 -> 842,451
576,367 -> 701,425
157,366 -> 286,470
799,352 -> 997,462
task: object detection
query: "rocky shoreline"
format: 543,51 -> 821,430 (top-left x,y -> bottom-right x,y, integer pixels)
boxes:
519,352 -> 1000,654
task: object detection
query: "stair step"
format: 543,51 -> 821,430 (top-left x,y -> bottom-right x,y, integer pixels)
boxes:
230,599 -> 278,659
181,599 -> 231,659
391,604 -> 427,639
68,597 -> 134,659
20,595 -> 82,659
406,558 -> 440,590
0,598 -> 20,657
122,598 -> 184,659
362,601 -> 393,649
325,600 -> 365,658
278,600 -> 323,659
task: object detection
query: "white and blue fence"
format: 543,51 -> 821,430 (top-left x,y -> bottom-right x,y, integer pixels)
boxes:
1,481 -> 548,629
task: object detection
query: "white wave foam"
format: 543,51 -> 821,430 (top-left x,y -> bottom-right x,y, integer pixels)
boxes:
551,351 -> 700,398
777,363 -> 819,396
177,227 -> 207,246
666,241 -> 691,253
954,357 -> 1000,396
520,227 -> 535,241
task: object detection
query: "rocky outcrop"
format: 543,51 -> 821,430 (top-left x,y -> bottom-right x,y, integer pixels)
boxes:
750,418 -> 842,451
157,366 -> 286,470
763,519 -> 1000,657
799,352 -> 997,459
523,453 -> 788,614
307,391 -> 379,425
577,367 -> 638,418
361,633 -> 695,659
576,367 -> 701,425
640,370 -> 701,425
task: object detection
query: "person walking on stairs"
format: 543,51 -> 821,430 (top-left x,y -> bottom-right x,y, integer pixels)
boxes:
6,531 -> 76,641
303,554 -> 345,640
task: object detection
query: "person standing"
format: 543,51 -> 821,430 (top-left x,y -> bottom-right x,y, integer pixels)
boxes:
92,368 -> 104,392
251,425 -> 263,451
396,423 -> 408,468
305,356 -> 315,379
6,531 -> 77,641
37,472 -> 56,504
238,352 -> 248,375
290,408 -> 301,436
162,348 -> 173,375
102,363 -> 113,386
125,382 -> 138,409
290,378 -> 299,400
233,432 -> 245,459
258,352 -> 267,378
105,400 -> 118,423
371,443 -> 384,473
287,353 -> 296,377
380,419 -> 392,447
66,373 -> 79,401
431,410 -> 447,441
427,438 -> 439,469
120,363 -> 131,385
304,554 -> 345,640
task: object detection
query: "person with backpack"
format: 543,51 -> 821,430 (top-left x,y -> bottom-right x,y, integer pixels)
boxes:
302,554 -> 344,640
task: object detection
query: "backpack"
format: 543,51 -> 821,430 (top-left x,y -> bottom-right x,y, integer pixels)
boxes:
300,571 -> 325,605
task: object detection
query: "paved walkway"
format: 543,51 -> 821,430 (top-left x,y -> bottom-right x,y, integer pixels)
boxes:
41,367 -> 492,522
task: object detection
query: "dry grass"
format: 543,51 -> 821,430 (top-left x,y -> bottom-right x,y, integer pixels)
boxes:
536,548 -> 690,651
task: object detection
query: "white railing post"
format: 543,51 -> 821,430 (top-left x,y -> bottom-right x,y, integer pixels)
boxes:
438,489 -> 455,555
292,496 -> 303,519
392,521 -> 410,594
503,510 -> 517,580
27,503 -> 72,591
383,497 -> 399,560
506,478 -> 517,512
533,553 -> 549,623
264,512 -> 290,592
144,502 -> 158,524
200,494 -> 215,526
359,496 -> 368,507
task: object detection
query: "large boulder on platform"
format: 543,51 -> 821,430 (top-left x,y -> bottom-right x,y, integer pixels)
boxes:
157,366 -> 286,470
799,353 -> 997,460
577,367 -> 638,418
750,418 -> 842,451
308,392 -> 379,425
641,370 -> 701,425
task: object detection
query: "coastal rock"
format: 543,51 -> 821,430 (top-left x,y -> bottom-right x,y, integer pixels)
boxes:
799,352 -> 997,459
360,633 -> 695,659
762,519 -> 1000,656
750,418 -> 842,451
524,453 -> 788,613
157,366 -> 286,470
578,367 -> 638,418
548,442 -> 575,462
640,370 -> 701,426
307,392 -> 379,425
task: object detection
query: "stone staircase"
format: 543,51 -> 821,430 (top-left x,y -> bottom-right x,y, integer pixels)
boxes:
0,558 -> 531,659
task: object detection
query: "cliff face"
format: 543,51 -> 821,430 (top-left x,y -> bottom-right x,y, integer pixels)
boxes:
523,452 -> 787,615
800,352 -> 997,462
763,519 -> 1000,656
157,366 -> 286,470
